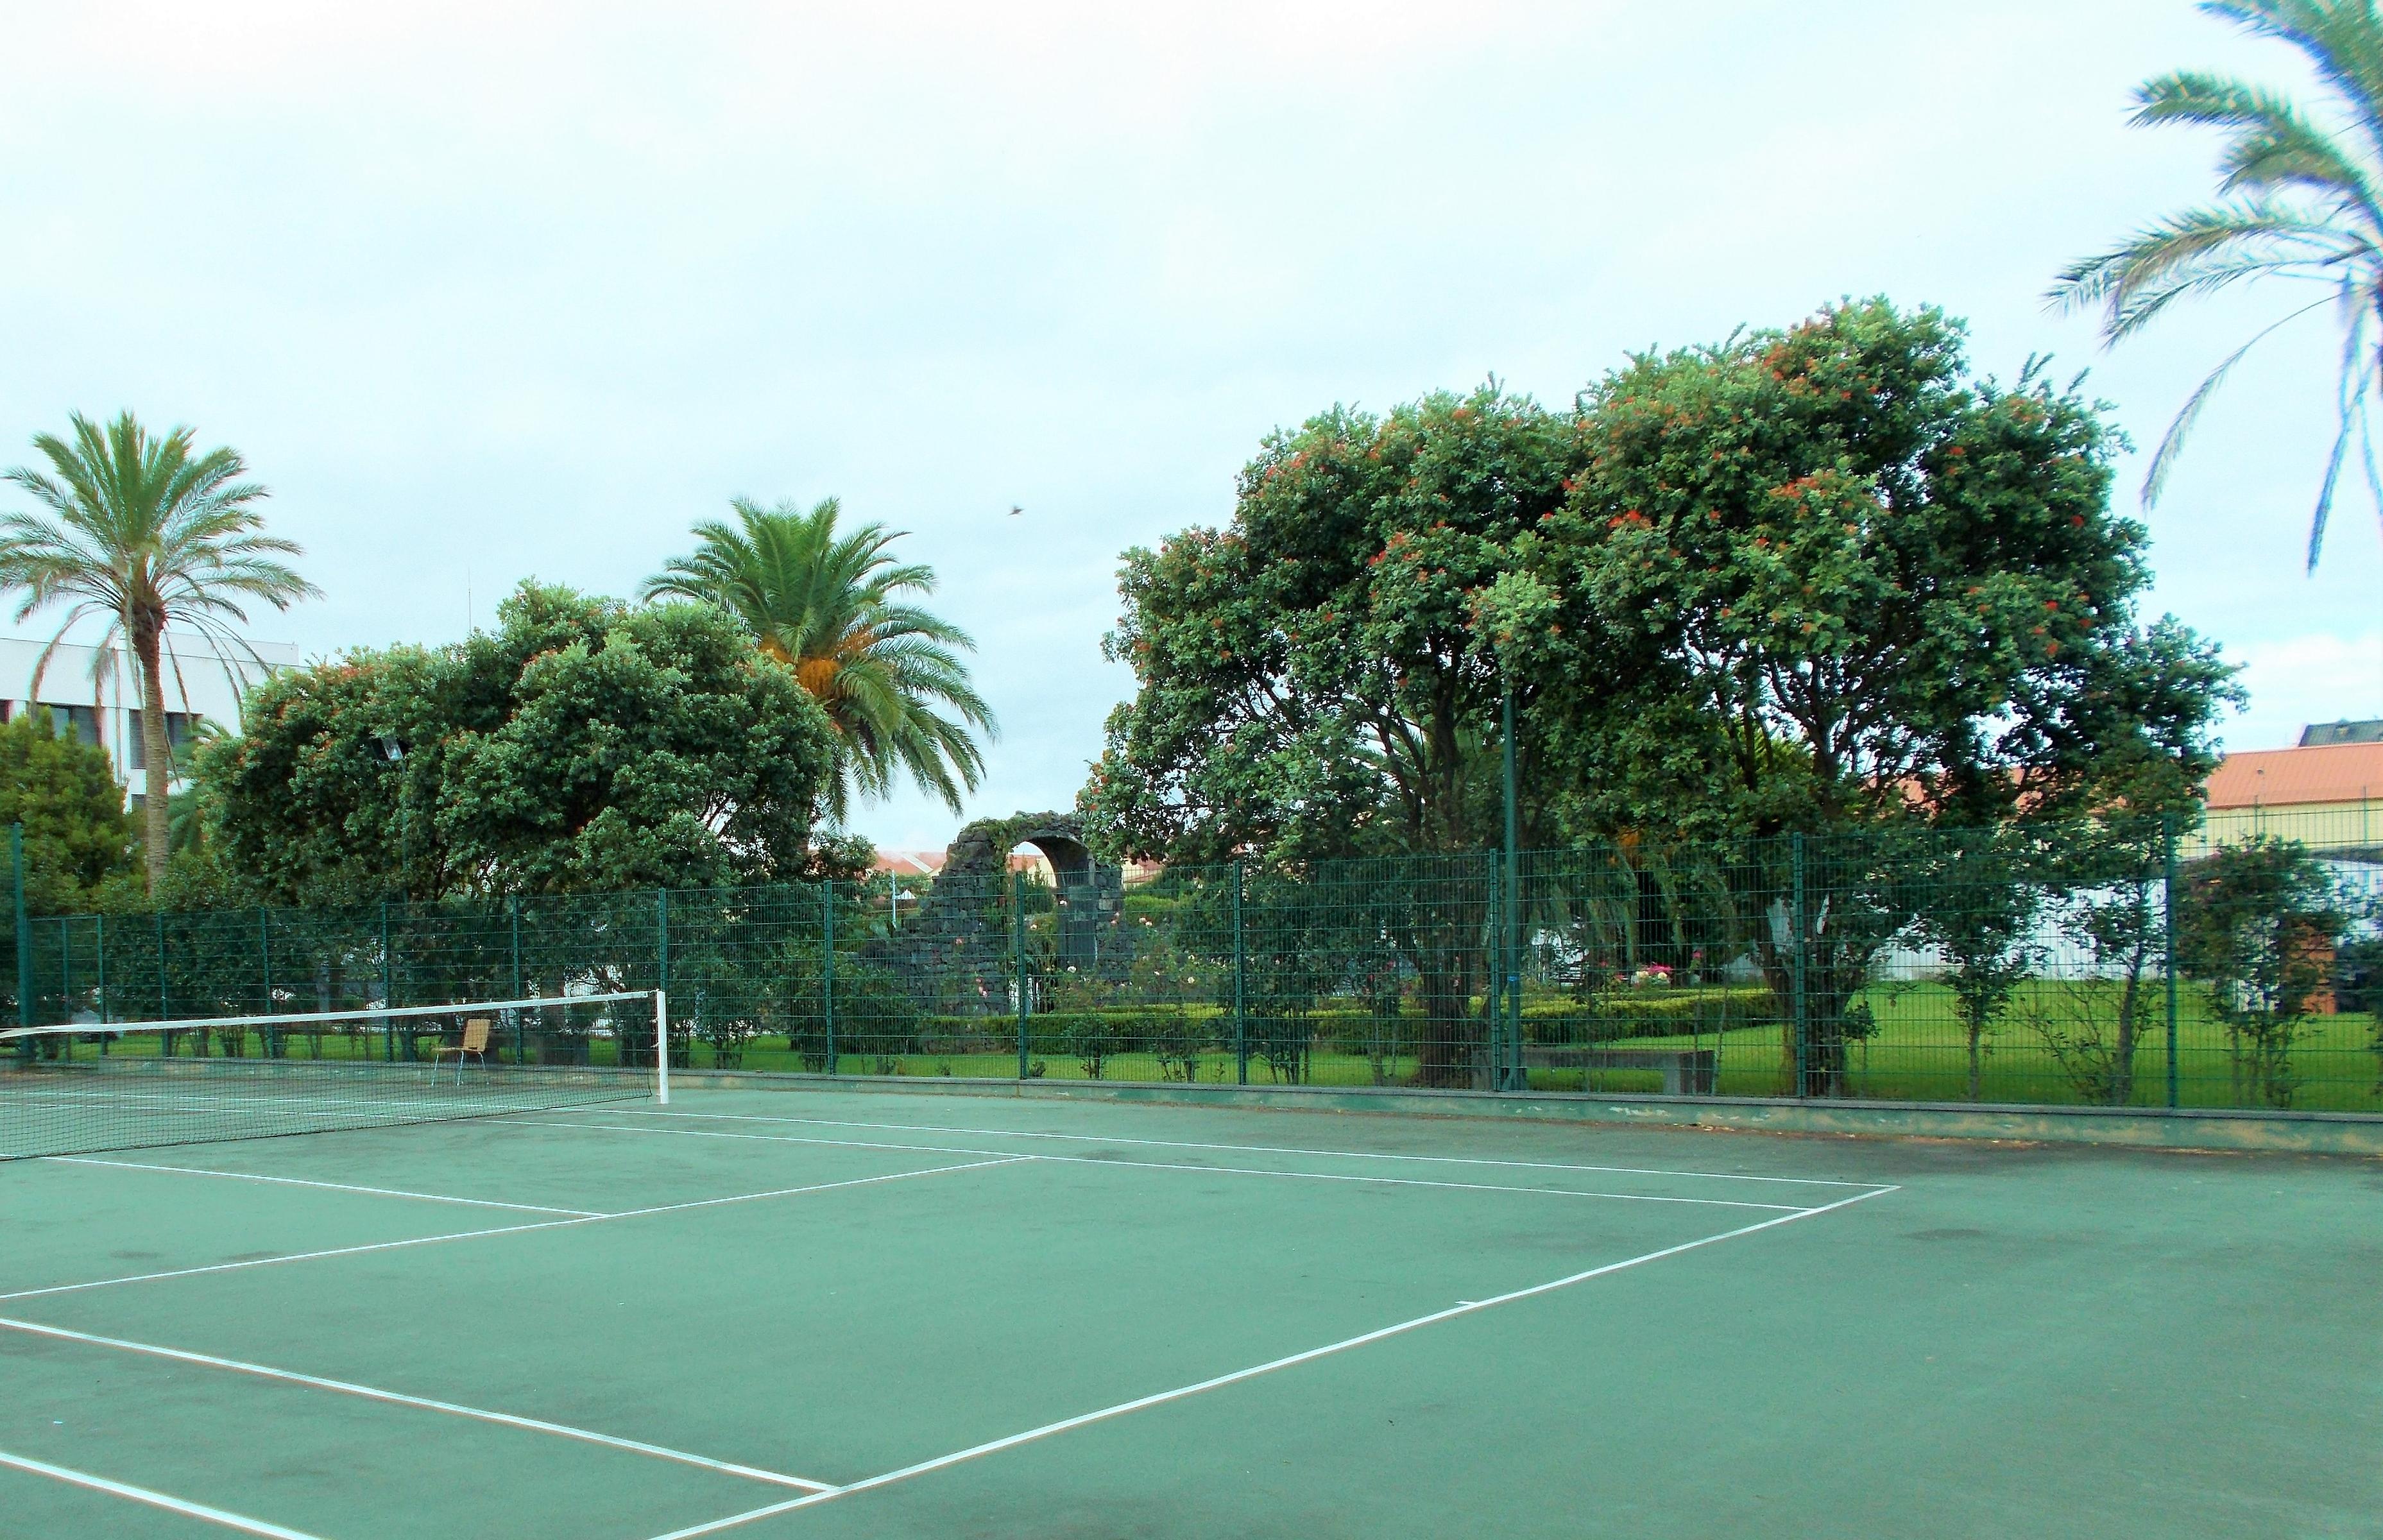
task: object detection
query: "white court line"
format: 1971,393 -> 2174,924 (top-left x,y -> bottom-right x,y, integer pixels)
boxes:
0,1316 -> 834,1493
0,1448 -> 328,1539
47,1154 -> 602,1216
589,1106 -> 1874,1187
517,1119 -> 1807,1212
644,1183 -> 1901,1539
0,1156 -> 1025,1302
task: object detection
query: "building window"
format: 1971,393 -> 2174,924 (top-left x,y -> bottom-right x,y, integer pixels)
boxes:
126,711 -> 194,771
42,704 -> 100,748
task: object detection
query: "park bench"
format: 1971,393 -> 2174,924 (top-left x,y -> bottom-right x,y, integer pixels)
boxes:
1519,1045 -> 1718,1095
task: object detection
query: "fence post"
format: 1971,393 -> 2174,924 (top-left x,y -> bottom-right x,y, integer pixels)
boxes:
822,880 -> 837,1074
1014,869 -> 1030,1081
1485,850 -> 1503,1092
380,900 -> 395,1063
94,914 -> 107,1032
656,889 -> 670,1074
509,896 -> 525,1065
1232,860 -> 1247,1086
155,909 -> 169,1052
2163,814 -> 2180,1110
9,824 -> 26,1042
1789,833 -> 1809,1099
259,907 -> 277,1057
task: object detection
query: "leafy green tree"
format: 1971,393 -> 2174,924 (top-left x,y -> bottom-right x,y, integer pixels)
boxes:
1084,387 -> 1591,1085
200,583 -> 839,902
0,712 -> 137,913
642,497 -> 995,821
2051,0 -> 2383,566
2178,835 -> 2347,1108
1523,299 -> 2232,839
1510,299 -> 2236,1093
0,411 -> 315,891
1087,386 -> 1589,865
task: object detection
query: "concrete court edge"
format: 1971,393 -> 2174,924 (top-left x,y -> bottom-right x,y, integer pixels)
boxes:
656,1070 -> 2383,1157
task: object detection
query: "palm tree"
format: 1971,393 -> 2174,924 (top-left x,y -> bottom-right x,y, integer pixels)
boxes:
642,497 -> 996,821
2050,0 -> 2383,568
0,413 -> 316,891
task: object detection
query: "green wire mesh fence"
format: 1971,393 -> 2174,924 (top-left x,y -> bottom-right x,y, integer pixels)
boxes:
8,811 -> 2382,1111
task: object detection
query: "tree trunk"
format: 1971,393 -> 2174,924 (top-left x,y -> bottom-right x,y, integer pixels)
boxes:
134,624 -> 172,894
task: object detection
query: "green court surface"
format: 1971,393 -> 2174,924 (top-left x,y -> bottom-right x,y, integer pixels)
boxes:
1,1089 -> 2375,1540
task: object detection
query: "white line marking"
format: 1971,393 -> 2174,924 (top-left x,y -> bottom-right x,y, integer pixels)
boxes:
0,1157 -> 1025,1301
0,1448 -> 329,1539
47,1155 -> 602,1215
0,1317 -> 834,1493
641,1184 -> 1901,1539
512,1120 -> 1806,1211
593,1106 -> 1873,1187
0,1217 -> 580,1302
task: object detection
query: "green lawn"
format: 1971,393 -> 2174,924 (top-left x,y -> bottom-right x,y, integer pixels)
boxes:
35,979 -> 2382,1111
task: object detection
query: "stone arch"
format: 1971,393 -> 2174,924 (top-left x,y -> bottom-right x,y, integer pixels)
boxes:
929,812 -> 1120,968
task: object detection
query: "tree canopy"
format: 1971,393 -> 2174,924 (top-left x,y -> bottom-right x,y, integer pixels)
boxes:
198,583 -> 839,903
1084,386 -> 1593,865
0,410 -> 314,891
642,497 -> 995,822
1519,298 -> 2236,841
0,712 -> 137,914
1086,300 -> 2236,867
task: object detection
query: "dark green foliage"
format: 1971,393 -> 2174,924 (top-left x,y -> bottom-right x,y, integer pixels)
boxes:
2176,837 -> 2348,1108
201,583 -> 839,903
0,713 -> 136,914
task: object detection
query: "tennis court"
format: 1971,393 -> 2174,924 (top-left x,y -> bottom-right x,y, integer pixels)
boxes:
3,1075 -> 2376,1539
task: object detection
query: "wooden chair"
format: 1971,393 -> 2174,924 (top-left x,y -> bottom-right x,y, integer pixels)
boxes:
429,1018 -> 492,1081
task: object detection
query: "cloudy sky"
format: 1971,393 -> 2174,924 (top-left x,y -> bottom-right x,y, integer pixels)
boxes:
5,1 -> 2379,851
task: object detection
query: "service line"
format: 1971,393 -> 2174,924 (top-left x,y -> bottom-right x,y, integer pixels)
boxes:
513,1118 -> 1809,1211
644,1183 -> 1900,1540
590,1104 -> 1883,1187
0,1448 -> 329,1540
0,1155 -> 1024,1302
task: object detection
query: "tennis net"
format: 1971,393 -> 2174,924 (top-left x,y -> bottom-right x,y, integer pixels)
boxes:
0,991 -> 665,1160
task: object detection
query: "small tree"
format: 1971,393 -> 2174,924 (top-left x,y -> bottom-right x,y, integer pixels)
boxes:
2177,837 -> 2345,1109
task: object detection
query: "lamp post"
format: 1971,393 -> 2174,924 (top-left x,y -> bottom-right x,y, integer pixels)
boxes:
373,735 -> 409,900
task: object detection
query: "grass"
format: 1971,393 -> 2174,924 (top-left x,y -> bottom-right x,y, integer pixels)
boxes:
31,979 -> 2382,1111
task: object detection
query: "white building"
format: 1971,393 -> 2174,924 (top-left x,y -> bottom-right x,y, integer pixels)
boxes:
0,631 -> 302,807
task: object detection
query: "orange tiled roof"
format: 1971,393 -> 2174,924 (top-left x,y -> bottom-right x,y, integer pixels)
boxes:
2205,743 -> 2383,810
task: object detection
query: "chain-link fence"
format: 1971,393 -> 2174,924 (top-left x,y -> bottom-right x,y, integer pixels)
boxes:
8,811 -> 2380,1112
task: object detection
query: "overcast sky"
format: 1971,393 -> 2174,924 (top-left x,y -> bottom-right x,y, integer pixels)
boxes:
6,1 -> 2379,851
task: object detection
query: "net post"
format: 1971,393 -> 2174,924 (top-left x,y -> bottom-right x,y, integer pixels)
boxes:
2162,813 -> 2180,1110
1013,868 -> 1029,1081
1232,860 -> 1247,1087
1789,832 -> 1810,1099
10,823 -> 28,1054
655,988 -> 671,1105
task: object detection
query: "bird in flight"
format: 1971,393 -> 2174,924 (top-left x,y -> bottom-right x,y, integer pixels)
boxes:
1009,505 -> 1023,517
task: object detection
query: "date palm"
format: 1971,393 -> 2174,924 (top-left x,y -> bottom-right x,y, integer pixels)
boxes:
643,496 -> 995,822
1,413 -> 316,891
2050,0 -> 2383,568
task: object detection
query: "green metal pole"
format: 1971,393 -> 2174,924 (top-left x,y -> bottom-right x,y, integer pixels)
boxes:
1501,678 -> 1521,1091
656,889 -> 670,1074
259,907 -> 275,1057
509,896 -> 525,1065
1232,860 -> 1247,1086
1014,869 -> 1030,1081
10,824 -> 26,1041
94,913 -> 107,1032
823,880 -> 837,1074
380,900 -> 395,1063
2163,814 -> 2180,1110
155,909 -> 169,1052
1789,833 -> 1810,1099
